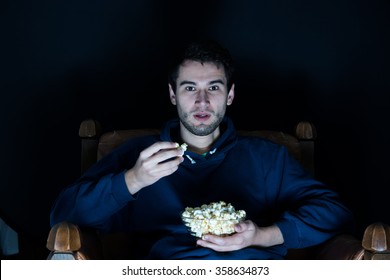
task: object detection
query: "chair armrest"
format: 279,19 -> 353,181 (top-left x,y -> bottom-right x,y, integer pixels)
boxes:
316,222 -> 390,260
316,234 -> 364,260
362,222 -> 390,260
46,221 -> 103,260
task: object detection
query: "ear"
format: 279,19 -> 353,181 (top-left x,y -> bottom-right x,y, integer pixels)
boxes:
168,84 -> 176,105
227,83 -> 235,106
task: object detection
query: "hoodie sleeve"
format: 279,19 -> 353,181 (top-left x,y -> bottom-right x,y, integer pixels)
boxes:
49,137 -> 153,231
270,146 -> 355,249
50,170 -> 134,230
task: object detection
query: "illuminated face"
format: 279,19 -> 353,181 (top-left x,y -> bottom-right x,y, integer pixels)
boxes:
169,60 -> 234,136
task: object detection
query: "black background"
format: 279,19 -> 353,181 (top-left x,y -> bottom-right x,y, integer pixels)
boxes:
1,0 -> 389,258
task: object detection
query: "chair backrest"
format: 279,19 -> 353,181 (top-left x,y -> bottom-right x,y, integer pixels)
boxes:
79,119 -> 316,175
98,129 -> 160,160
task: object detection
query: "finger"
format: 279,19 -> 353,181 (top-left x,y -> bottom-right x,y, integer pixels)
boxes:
150,157 -> 184,176
196,238 -> 239,252
156,149 -> 185,165
202,234 -> 224,244
140,142 -> 179,159
138,149 -> 183,172
235,220 -> 250,232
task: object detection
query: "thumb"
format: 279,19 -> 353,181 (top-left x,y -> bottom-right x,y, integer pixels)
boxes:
234,221 -> 246,232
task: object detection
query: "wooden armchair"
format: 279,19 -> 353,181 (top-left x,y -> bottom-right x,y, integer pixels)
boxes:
46,119 -> 390,260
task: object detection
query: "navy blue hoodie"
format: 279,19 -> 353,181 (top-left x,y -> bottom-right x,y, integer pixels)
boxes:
50,117 -> 354,259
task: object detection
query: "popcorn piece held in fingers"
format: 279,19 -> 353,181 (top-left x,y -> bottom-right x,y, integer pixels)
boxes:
180,143 -> 188,152
175,142 -> 188,156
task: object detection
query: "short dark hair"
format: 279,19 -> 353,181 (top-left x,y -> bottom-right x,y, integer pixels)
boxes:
168,40 -> 235,92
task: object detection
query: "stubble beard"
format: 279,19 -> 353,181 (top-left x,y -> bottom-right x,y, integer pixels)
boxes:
179,109 -> 226,136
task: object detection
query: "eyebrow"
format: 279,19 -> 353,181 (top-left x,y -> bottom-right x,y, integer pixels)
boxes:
179,79 -> 225,87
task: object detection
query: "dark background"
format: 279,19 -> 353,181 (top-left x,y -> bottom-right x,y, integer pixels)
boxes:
1,0 -> 389,259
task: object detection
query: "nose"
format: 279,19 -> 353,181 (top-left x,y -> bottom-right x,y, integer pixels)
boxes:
195,90 -> 210,106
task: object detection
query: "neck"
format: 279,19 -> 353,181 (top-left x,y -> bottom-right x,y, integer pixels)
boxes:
187,145 -> 210,155
180,125 -> 220,155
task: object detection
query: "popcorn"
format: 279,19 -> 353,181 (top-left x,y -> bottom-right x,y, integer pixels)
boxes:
181,201 -> 246,238
180,143 -> 188,152
175,142 -> 188,152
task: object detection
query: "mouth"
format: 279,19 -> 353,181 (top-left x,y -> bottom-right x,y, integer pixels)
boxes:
193,112 -> 211,122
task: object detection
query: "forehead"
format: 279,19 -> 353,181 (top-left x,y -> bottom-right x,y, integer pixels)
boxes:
177,60 -> 226,82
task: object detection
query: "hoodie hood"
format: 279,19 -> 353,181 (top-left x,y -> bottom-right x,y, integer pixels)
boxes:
160,117 -> 238,165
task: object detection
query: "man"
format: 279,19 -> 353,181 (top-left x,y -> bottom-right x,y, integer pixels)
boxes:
50,40 -> 354,259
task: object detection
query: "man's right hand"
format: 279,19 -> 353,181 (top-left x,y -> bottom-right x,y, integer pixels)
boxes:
124,142 -> 185,194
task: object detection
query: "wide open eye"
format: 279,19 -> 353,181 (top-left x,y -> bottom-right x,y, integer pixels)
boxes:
209,85 -> 219,91
185,86 -> 196,91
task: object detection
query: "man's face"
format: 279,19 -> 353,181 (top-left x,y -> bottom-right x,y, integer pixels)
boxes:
169,60 -> 235,136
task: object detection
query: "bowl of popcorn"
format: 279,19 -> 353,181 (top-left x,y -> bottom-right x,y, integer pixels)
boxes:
181,201 -> 246,238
